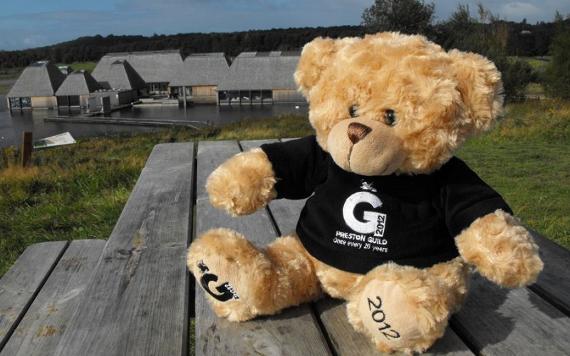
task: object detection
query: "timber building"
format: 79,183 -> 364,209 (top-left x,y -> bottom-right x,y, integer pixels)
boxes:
217,51 -> 304,105
169,53 -> 230,104
55,70 -> 102,108
6,61 -> 66,110
92,50 -> 183,96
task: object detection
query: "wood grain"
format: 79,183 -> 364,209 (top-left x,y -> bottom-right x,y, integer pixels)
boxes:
193,140 -> 332,356
53,143 -> 194,356
528,231 -> 570,315
1,240 -> 105,356
451,274 -> 570,355
0,242 -> 67,351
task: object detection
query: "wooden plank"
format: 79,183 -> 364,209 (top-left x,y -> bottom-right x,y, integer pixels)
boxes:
450,274 -> 570,355
1,240 -> 106,356
194,140 -> 331,356
261,138 -> 473,355
528,231 -> 570,315
0,241 -> 67,351
53,143 -> 194,356
315,299 -> 473,356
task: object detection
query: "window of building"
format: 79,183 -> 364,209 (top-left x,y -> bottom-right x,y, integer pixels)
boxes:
9,97 -> 31,109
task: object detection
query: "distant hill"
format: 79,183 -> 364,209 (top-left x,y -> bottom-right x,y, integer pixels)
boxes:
0,20 -> 565,69
0,26 -> 367,69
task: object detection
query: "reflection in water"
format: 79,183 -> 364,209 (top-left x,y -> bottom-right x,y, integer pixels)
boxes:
0,95 -> 308,148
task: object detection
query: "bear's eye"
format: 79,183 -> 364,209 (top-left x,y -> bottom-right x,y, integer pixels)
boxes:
348,105 -> 359,118
384,109 -> 397,126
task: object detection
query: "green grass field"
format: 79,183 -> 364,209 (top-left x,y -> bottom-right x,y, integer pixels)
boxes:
510,56 -> 551,72
0,68 -> 22,81
0,83 -> 11,95
1,102 -> 569,277
459,106 -> 570,246
63,61 -> 97,73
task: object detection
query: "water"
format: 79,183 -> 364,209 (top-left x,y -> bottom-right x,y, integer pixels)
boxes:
0,95 -> 308,148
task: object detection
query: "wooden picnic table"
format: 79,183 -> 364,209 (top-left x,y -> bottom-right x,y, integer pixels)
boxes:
0,139 -> 569,356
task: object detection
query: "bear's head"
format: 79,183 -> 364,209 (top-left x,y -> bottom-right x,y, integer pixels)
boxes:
294,32 -> 504,175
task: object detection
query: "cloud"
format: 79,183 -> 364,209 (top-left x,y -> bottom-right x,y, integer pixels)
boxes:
434,0 -> 570,23
502,2 -> 542,19
1,0 -> 569,50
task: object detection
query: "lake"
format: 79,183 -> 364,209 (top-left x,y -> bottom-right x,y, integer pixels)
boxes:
0,95 -> 308,148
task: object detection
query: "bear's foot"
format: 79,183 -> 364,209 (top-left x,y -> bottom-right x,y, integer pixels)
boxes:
347,264 -> 454,354
187,228 -> 272,321
188,229 -> 320,321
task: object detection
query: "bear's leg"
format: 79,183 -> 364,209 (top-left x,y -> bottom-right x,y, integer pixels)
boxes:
187,228 -> 321,322
426,257 -> 470,313
346,262 -> 465,354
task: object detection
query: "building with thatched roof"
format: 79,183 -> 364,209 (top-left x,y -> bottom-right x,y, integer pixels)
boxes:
92,60 -> 146,92
170,53 -> 230,104
217,51 -> 304,105
7,61 -> 66,110
55,70 -> 103,108
93,50 -> 182,96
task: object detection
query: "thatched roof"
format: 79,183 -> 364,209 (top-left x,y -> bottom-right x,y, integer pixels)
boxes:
169,53 -> 230,87
7,61 -> 66,98
93,60 -> 146,91
56,70 -> 102,96
217,51 -> 300,91
93,50 -> 183,84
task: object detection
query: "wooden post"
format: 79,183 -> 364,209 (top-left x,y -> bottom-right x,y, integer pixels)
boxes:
183,86 -> 187,110
21,131 -> 33,167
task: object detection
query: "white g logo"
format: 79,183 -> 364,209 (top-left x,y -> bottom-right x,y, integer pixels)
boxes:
342,192 -> 383,234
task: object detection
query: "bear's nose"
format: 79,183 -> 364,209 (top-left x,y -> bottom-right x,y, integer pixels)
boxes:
348,122 -> 372,144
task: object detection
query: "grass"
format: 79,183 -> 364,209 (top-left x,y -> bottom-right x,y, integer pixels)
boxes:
525,82 -> 545,96
0,115 -> 311,277
1,102 -> 569,277
0,68 -> 21,81
510,56 -> 551,73
458,100 -> 570,247
0,83 -> 11,95
63,61 -> 97,73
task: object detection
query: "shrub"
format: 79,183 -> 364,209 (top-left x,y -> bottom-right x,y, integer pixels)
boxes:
545,26 -> 570,98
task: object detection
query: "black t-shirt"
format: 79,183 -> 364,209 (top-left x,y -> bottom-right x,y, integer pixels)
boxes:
261,136 -> 512,274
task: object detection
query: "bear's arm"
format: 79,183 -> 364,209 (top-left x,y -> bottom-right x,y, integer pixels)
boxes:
438,157 -> 543,288
206,136 -> 327,216
260,135 -> 328,199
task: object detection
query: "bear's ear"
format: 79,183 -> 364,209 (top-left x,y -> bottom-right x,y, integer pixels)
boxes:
294,37 -> 338,97
448,49 -> 504,134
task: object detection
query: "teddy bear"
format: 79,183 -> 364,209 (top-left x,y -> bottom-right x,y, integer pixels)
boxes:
187,32 -> 544,354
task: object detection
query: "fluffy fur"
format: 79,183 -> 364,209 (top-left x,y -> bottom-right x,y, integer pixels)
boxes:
456,210 -> 543,288
295,32 -> 504,175
206,148 -> 276,216
188,32 -> 543,354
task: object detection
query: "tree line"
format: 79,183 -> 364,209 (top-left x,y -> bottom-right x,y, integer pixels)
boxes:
1,1 -> 568,99
0,17 -> 566,70
361,1 -> 570,99
0,26 -> 367,69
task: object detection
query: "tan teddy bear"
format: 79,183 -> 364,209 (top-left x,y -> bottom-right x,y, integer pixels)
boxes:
187,32 -> 544,354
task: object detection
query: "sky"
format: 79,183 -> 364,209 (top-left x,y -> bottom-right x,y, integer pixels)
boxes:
0,0 -> 569,51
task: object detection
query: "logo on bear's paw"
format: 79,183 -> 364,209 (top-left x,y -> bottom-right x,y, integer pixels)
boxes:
197,260 -> 240,302
367,296 -> 401,340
